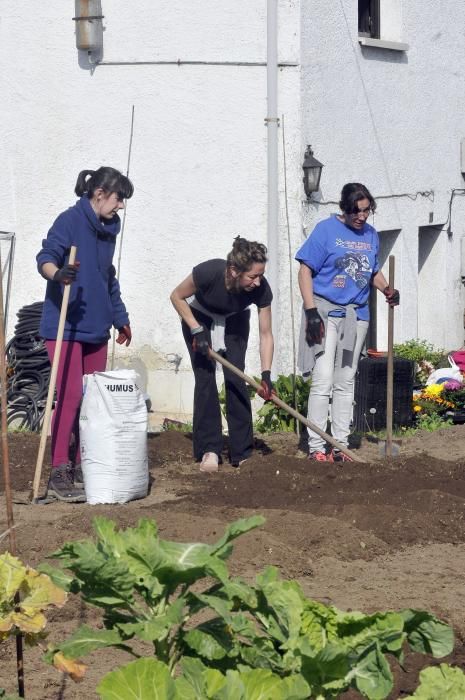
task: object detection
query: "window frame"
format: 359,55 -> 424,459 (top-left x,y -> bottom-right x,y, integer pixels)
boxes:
358,0 -> 380,39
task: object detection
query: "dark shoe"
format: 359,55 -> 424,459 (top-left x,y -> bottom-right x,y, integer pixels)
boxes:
332,449 -> 353,463
73,463 -> 84,489
47,464 -> 86,503
231,458 -> 248,468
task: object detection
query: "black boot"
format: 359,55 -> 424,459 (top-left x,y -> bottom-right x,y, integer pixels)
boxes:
47,464 -> 86,503
72,463 -> 84,490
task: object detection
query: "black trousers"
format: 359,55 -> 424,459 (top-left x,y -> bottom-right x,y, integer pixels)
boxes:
182,309 -> 253,464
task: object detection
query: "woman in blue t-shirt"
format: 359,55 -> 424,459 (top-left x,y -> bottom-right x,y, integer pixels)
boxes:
295,183 -> 399,462
170,237 -> 274,472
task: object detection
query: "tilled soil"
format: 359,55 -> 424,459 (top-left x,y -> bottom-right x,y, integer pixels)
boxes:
1,426 -> 465,698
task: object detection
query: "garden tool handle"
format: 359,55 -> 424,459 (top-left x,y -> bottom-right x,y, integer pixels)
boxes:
209,349 -> 363,463
31,246 -> 77,503
386,256 -> 395,457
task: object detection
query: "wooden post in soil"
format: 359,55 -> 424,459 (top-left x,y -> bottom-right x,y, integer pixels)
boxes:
31,246 -> 77,503
385,256 -> 395,457
0,248 -> 25,697
210,349 -> 363,462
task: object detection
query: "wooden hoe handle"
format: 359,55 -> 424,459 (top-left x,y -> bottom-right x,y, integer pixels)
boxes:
209,349 -> 363,463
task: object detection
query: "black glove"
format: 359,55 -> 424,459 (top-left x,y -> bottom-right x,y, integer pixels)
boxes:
116,324 -> 132,346
305,307 -> 324,345
383,286 -> 400,306
191,326 -> 210,356
53,262 -> 80,284
258,370 -> 274,401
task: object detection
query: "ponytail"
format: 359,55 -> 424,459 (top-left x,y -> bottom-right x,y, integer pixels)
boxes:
74,166 -> 134,199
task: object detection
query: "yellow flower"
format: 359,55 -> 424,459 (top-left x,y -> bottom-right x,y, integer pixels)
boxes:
423,384 -> 444,398
413,405 -> 422,412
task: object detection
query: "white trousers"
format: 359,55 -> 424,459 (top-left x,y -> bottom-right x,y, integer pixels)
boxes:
307,316 -> 368,452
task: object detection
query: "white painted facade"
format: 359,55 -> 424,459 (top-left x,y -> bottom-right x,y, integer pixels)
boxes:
1,1 -> 464,425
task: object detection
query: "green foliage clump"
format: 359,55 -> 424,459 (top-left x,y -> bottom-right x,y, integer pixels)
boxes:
220,373 -> 310,433
253,374 -> 310,433
42,516 -> 455,699
393,339 -> 448,385
402,412 -> 453,435
404,663 -> 465,699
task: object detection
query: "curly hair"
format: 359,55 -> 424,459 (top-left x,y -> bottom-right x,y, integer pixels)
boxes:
226,236 -> 268,272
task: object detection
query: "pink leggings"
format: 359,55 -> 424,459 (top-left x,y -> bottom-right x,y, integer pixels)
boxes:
46,340 -> 108,467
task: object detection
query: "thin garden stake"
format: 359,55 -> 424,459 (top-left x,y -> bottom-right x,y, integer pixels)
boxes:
111,104 -> 135,370
31,246 -> 77,503
210,349 -> 363,462
281,114 -> 299,432
0,247 -> 25,697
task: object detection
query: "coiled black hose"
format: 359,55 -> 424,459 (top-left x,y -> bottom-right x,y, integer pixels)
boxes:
6,301 -> 51,431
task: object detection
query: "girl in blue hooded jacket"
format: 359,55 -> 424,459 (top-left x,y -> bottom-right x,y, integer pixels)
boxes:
36,166 -> 133,501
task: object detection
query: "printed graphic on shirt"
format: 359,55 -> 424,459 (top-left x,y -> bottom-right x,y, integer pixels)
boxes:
334,252 -> 372,289
335,237 -> 373,251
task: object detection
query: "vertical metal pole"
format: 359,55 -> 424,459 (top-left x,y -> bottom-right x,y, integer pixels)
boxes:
266,0 -> 279,372
386,256 -> 395,457
0,247 -> 25,696
4,233 -> 16,335
110,105 -> 135,371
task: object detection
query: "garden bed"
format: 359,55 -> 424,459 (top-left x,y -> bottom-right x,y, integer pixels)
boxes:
2,427 -> 465,698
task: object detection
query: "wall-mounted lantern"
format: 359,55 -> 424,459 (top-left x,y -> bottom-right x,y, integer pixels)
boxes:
302,145 -> 324,199
73,0 -> 104,58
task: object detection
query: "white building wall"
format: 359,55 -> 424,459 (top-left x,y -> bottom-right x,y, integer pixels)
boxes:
0,1 -> 301,425
300,0 -> 465,353
2,1 -> 465,426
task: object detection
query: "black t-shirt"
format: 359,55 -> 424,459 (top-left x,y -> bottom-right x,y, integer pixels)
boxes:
192,259 -> 273,314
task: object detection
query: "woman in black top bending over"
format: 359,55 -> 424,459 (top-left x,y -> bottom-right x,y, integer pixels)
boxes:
170,237 -> 274,472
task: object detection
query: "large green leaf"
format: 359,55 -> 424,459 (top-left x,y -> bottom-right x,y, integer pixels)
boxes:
353,642 -> 393,700
240,636 -> 286,671
404,663 -> 465,699
97,658 -> 177,700
36,563 -> 74,592
45,625 -> 124,662
213,668 -> 310,700
255,576 -> 304,650
94,517 -> 164,595
281,674 -> 312,700
52,540 -> 136,607
174,658 -> 228,699
301,600 -> 339,652
221,578 -> 258,609
300,643 -> 351,694
334,609 -> 406,656
184,618 -> 235,660
401,609 -> 454,657
210,517 -> 266,558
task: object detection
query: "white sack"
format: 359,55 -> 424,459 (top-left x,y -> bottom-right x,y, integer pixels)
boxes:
426,355 -> 463,386
79,369 -> 148,504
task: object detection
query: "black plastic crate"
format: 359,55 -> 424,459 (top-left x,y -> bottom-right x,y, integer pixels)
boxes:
353,357 -> 415,432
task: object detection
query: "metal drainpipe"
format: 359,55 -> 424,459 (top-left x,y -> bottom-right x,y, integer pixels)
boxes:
266,0 -> 279,371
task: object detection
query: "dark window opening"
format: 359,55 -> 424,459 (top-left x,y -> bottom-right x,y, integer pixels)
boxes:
358,0 -> 380,38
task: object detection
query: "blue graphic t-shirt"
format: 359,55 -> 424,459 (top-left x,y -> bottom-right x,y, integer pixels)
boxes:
295,215 -> 380,321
